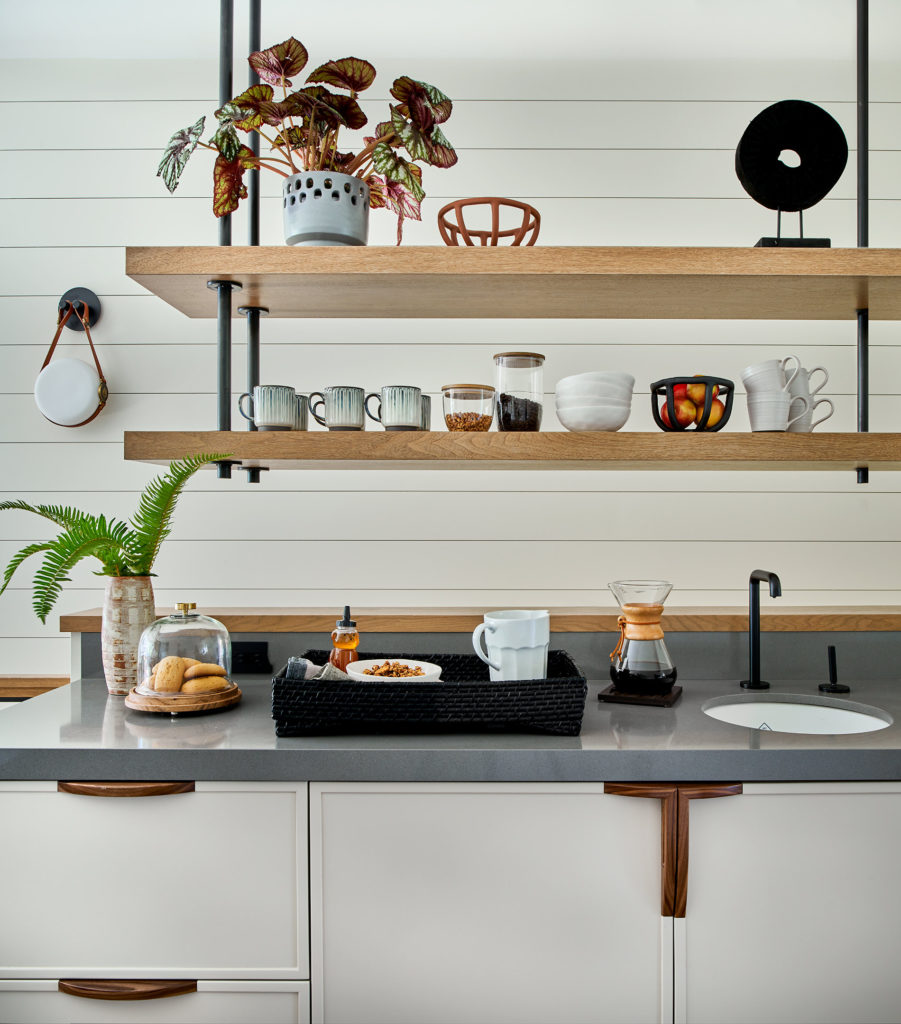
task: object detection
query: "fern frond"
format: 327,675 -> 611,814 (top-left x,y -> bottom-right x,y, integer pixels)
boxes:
0,501 -> 92,529
0,541 -> 54,596
128,453 -> 230,574
31,519 -> 133,623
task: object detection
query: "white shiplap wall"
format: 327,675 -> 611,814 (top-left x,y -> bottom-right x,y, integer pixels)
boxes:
2,1 -> 901,674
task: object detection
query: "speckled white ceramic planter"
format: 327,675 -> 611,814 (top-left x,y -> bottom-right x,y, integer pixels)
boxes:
101,576 -> 155,695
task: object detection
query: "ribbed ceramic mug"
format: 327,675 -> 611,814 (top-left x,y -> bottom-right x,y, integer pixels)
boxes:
308,386 -> 365,431
237,385 -> 296,431
365,386 -> 422,431
472,609 -> 550,682
788,397 -> 835,432
419,394 -> 431,430
293,392 -> 308,430
748,392 -> 810,431
741,356 -> 801,394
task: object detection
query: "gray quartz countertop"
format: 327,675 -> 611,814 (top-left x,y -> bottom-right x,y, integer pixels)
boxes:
1,675 -> 901,782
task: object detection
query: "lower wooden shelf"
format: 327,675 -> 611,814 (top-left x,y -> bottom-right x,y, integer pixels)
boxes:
123,430 -> 901,472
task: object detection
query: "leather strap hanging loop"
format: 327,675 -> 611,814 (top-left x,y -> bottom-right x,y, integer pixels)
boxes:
38,300 -> 108,427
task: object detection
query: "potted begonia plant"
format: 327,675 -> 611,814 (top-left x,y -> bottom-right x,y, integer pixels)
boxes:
158,37 -> 457,245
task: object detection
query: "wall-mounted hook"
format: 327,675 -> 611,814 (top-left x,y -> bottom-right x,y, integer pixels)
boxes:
58,288 -> 101,331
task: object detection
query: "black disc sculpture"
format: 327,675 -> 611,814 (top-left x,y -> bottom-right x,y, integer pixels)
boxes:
735,99 -> 848,247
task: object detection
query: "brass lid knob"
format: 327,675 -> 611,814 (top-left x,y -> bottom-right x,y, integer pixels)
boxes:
176,602 -> 197,614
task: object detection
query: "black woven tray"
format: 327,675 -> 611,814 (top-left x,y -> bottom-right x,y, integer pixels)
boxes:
272,649 -> 587,736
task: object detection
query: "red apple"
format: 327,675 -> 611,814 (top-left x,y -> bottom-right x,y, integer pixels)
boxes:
686,376 -> 718,407
660,396 -> 697,428
672,382 -> 689,402
696,397 -> 725,429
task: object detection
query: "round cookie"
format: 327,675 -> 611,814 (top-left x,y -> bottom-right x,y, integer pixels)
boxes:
181,675 -> 230,694
183,662 -> 227,681
154,656 -> 187,692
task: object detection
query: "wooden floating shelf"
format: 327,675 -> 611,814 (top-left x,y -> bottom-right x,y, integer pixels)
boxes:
125,246 -> 901,320
123,431 -> 901,472
60,607 -> 901,635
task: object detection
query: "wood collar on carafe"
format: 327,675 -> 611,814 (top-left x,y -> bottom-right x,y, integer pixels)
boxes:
620,603 -> 665,640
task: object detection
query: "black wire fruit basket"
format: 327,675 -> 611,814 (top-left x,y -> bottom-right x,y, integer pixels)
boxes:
650,376 -> 734,431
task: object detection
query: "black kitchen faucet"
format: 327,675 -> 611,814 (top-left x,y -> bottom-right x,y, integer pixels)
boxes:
740,570 -> 782,690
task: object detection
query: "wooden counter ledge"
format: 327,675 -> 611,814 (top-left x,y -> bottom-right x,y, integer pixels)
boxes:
59,607 -> 901,635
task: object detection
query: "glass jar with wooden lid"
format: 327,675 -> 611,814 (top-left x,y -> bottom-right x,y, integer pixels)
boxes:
441,384 -> 496,431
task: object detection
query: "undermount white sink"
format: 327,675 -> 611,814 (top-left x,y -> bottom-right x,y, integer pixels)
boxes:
702,693 -> 893,735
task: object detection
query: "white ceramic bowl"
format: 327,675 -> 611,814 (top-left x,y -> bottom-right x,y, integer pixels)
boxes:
557,403 -> 631,432
556,395 -> 631,411
555,382 -> 633,401
556,371 -> 635,392
345,658 -> 442,682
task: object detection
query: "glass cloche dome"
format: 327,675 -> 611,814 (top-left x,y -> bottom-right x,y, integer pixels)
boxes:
135,603 -> 232,698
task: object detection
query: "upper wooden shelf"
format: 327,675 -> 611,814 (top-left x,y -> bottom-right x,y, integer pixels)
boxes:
123,431 -> 901,472
125,246 -> 901,320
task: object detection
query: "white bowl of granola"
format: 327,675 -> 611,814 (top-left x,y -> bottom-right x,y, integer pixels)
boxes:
345,658 -> 442,682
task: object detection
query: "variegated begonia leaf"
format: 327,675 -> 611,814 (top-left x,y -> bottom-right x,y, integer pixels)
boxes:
212,145 -> 253,217
366,173 -> 388,209
424,124 -> 457,168
389,77 -> 453,126
390,105 -> 430,162
324,93 -> 368,131
306,57 -> 376,94
218,84 -> 274,131
209,125 -> 241,161
372,143 -> 425,200
249,37 -> 308,88
157,116 -> 205,193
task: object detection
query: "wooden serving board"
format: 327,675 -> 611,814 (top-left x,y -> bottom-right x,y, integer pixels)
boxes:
124,685 -> 242,715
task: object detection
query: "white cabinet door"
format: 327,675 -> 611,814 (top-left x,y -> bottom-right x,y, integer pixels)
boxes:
680,782 -> 901,1024
0,980 -> 310,1023
311,782 -> 669,1024
0,781 -> 308,980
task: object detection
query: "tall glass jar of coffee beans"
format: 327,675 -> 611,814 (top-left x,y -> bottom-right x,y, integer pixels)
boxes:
493,352 -> 545,431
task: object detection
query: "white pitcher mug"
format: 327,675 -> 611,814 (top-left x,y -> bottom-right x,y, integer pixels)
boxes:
472,609 -> 550,681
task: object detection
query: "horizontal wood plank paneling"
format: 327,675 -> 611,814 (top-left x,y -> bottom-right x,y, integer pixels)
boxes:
2,30 -> 901,674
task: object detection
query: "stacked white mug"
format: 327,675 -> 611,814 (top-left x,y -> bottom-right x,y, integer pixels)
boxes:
741,355 -> 810,432
786,365 -> 834,432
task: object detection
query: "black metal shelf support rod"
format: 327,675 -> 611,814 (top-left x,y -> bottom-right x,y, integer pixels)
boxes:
242,0 -> 264,483
857,0 -> 869,485
215,0 -> 236,480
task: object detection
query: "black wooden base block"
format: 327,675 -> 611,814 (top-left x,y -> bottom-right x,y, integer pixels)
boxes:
598,684 -> 683,708
754,237 -> 831,247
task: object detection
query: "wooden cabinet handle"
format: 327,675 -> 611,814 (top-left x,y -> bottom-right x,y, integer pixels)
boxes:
57,781 -> 195,798
605,781 -> 742,917
58,979 -> 197,1001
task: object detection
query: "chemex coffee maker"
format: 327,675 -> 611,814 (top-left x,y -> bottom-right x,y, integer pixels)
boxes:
600,580 -> 682,707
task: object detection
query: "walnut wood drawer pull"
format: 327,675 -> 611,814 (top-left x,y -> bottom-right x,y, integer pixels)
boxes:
58,979 -> 197,1001
57,781 -> 195,798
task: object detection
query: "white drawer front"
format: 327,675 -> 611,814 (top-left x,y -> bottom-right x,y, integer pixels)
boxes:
0,782 -> 307,979
0,981 -> 310,1023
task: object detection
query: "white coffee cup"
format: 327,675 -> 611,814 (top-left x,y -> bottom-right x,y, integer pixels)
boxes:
238,384 -> 296,430
747,392 -> 810,431
789,365 -> 829,402
787,396 -> 835,432
472,609 -> 550,682
741,356 -> 801,394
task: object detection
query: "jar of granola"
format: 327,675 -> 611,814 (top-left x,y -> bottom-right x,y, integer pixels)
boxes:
441,384 -> 496,432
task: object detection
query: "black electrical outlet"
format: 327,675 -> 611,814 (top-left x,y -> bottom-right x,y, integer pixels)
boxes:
231,640 -> 273,674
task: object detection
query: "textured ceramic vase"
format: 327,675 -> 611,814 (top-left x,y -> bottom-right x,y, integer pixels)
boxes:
282,171 -> 369,246
101,576 -> 155,695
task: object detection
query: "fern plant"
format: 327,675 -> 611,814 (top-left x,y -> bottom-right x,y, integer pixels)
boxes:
0,453 -> 229,623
